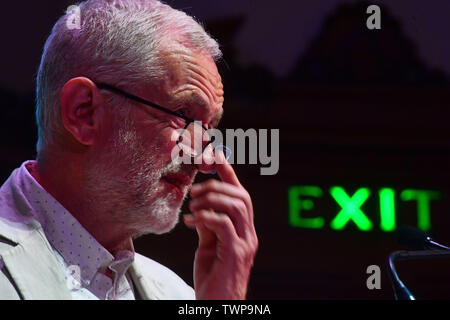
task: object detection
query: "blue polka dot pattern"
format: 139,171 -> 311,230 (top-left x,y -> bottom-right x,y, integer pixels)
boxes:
21,161 -> 135,300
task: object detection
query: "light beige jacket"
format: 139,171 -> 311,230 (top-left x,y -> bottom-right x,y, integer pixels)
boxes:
0,167 -> 195,300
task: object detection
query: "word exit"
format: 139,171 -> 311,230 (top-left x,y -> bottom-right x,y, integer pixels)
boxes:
288,186 -> 442,232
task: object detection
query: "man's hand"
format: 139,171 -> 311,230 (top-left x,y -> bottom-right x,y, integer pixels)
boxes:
183,153 -> 258,300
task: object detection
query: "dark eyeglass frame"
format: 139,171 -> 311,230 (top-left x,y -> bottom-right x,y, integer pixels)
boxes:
96,82 -> 214,158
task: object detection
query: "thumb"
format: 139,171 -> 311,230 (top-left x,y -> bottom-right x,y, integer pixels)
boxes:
196,223 -> 217,250
184,212 -> 217,250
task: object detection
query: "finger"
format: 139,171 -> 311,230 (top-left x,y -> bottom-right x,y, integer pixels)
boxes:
189,210 -> 239,247
189,193 -> 248,239
184,214 -> 217,250
195,223 -> 216,250
190,179 -> 254,220
214,150 -> 241,187
192,211 -> 258,269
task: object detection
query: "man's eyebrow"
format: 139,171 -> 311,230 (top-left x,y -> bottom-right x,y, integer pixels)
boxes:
174,93 -> 224,127
189,93 -> 210,110
172,93 -> 207,111
191,94 -> 224,128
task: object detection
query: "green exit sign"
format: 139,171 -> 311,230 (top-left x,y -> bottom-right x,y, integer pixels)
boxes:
288,186 -> 442,232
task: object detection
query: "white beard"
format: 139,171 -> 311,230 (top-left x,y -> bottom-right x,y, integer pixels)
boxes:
84,117 -> 192,238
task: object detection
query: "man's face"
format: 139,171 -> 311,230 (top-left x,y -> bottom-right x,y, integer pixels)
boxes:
89,49 -> 224,237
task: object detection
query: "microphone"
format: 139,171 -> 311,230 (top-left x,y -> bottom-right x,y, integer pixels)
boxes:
397,225 -> 450,251
387,226 -> 450,300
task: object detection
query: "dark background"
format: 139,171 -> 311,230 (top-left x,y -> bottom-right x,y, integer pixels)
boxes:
1,0 -> 450,299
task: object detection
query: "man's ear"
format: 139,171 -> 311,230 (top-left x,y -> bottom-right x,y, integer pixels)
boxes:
60,77 -> 103,146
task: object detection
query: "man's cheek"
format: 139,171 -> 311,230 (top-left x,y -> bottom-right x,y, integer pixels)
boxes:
142,128 -> 172,153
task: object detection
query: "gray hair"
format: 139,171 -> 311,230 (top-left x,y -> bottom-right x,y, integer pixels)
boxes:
35,0 -> 221,155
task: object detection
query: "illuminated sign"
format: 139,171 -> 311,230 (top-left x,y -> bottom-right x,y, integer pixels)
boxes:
288,186 -> 442,232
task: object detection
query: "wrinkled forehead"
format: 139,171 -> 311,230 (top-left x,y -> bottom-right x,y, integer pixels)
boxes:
161,46 -> 224,108
164,46 -> 222,85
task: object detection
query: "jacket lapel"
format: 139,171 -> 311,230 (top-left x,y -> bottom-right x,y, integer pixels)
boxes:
128,261 -> 163,300
0,228 -> 72,300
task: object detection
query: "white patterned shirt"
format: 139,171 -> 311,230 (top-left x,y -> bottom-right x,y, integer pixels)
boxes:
20,161 -> 135,300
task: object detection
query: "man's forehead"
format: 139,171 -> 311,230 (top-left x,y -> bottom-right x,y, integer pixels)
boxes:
163,46 -> 224,114
165,49 -> 222,89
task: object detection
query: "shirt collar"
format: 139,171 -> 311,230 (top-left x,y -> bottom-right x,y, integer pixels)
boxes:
19,160 -> 134,286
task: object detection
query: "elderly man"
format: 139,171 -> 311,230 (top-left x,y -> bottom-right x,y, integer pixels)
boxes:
0,0 -> 257,300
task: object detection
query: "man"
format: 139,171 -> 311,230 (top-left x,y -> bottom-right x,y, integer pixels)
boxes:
0,0 -> 257,300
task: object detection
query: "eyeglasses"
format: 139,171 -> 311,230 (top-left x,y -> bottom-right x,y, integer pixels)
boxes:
96,82 -> 213,159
